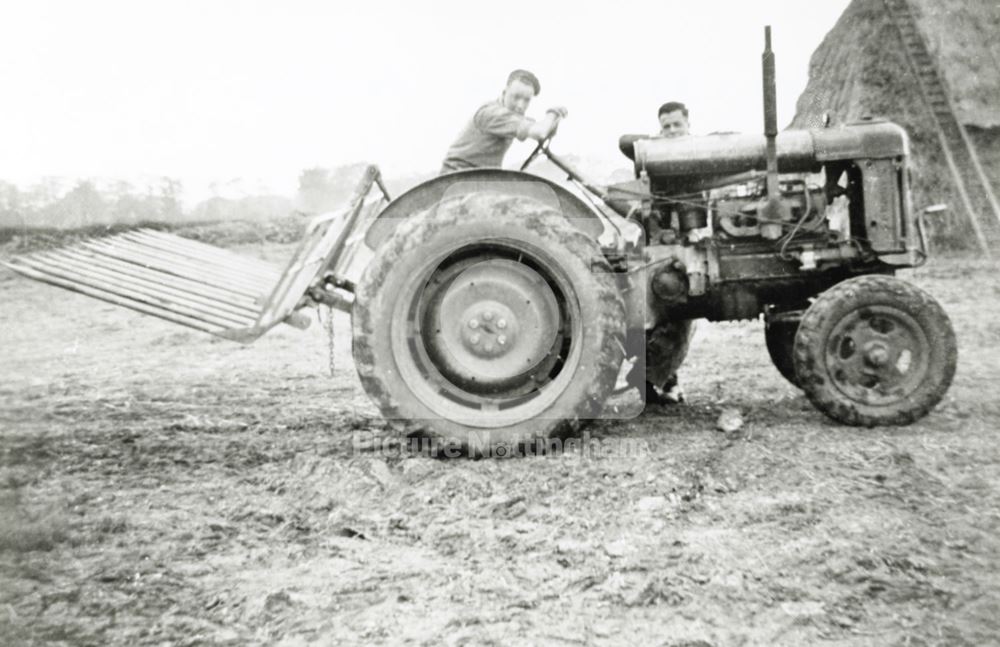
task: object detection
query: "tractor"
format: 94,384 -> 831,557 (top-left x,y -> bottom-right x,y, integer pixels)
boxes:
5,28 -> 957,454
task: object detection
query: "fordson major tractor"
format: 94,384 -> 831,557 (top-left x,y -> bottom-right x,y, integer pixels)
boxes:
5,29 -> 957,454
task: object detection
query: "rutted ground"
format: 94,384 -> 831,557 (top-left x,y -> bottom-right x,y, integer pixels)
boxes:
1,242 -> 998,646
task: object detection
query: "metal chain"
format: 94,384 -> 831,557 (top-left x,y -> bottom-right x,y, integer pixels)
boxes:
326,305 -> 336,377
315,304 -> 336,377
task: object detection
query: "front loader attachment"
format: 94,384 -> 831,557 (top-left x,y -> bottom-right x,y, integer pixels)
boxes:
3,166 -> 389,343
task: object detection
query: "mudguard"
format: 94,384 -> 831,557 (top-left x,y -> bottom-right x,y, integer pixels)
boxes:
364,169 -> 606,250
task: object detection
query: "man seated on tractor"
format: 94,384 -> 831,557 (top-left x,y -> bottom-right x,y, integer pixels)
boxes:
627,100 -> 696,406
440,69 -> 568,174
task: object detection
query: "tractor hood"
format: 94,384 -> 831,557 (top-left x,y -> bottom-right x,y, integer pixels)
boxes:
620,120 -> 909,180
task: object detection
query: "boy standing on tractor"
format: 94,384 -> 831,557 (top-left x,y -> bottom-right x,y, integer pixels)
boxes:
440,69 -> 567,174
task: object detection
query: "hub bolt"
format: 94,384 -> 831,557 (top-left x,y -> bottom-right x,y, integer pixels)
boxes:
866,347 -> 889,367
470,334 -> 481,345
497,319 -> 507,329
468,319 -> 479,329
498,335 -> 507,346
483,312 -> 494,321
484,343 -> 494,352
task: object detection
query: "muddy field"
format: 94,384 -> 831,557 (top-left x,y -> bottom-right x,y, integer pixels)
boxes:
1,237 -> 999,646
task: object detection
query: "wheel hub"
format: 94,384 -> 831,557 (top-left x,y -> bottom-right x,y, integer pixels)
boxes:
863,342 -> 890,367
459,302 -> 518,358
423,258 -> 562,392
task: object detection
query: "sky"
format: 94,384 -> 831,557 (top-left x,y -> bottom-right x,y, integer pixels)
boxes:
1,0 -> 851,201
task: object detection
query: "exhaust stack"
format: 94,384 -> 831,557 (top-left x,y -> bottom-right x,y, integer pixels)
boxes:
760,25 -> 789,239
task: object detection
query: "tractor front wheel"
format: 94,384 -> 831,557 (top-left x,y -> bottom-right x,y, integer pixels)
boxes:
351,193 -> 626,455
793,275 -> 956,426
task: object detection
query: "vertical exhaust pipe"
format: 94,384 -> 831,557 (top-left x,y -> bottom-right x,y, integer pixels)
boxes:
760,25 -> 789,239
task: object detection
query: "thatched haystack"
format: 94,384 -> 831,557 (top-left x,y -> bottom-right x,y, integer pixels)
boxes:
792,0 -> 1000,249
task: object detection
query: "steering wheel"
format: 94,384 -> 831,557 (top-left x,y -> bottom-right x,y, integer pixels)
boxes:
519,114 -> 562,171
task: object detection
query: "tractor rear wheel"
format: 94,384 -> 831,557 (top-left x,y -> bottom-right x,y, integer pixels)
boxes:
351,193 -> 626,455
793,275 -> 956,426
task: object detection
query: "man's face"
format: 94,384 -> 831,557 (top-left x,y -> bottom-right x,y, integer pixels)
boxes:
502,79 -> 536,115
658,110 -> 690,138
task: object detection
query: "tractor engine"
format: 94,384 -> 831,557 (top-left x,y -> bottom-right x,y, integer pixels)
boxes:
639,167 -> 830,246
709,180 -> 828,242
613,120 -> 917,323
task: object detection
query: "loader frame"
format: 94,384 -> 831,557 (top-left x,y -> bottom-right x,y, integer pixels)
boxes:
3,166 -> 391,343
